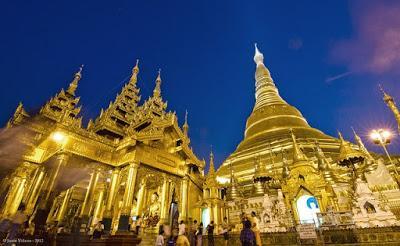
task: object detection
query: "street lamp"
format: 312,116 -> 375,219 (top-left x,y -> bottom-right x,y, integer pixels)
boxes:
369,129 -> 398,175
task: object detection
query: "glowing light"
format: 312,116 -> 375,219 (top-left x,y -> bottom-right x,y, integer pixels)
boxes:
52,132 -> 66,143
382,130 -> 391,139
370,129 -> 392,145
216,176 -> 230,184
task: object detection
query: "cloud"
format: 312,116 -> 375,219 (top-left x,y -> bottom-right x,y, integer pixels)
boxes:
331,1 -> 400,74
288,37 -> 303,50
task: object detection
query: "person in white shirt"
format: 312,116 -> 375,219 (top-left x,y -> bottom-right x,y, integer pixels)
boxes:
178,220 -> 186,235
155,227 -> 164,246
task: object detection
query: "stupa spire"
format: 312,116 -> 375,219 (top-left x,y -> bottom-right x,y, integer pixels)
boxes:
183,110 -> 189,136
252,43 -> 287,110
128,59 -> 140,84
153,69 -> 162,98
337,131 -> 365,167
379,84 -> 400,134
67,65 -> 83,96
315,140 -> 329,171
208,149 -> 215,175
351,127 -> 374,160
290,129 -> 308,163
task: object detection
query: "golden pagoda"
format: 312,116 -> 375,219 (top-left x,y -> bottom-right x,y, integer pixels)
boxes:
0,61 -> 205,236
216,44 -> 400,229
1,45 -> 400,241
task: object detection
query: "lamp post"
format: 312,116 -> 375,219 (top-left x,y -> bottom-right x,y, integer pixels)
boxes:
370,129 -> 399,176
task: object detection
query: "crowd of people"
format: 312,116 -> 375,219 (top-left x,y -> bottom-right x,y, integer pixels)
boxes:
1,205 -> 263,246
154,212 -> 262,246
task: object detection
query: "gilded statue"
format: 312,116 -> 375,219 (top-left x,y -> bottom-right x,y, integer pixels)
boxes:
143,192 -> 161,227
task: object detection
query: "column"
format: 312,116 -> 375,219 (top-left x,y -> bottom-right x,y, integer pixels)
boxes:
22,167 -> 39,204
25,167 -> 45,215
91,186 -> 105,227
80,169 -> 100,219
103,168 -> 120,232
118,162 -> 139,232
46,197 -> 59,224
209,204 -> 214,223
160,175 -> 169,223
213,204 -> 219,225
3,176 -> 26,216
56,188 -> 73,223
43,154 -> 68,203
180,176 -> 189,221
136,179 -> 146,216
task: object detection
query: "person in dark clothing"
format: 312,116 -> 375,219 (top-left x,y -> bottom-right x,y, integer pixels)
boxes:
206,221 -> 215,246
240,220 -> 255,246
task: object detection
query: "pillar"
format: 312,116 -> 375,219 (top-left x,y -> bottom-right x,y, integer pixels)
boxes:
160,175 -> 169,223
22,167 -> 39,205
91,187 -> 105,226
118,162 -> 139,232
25,167 -> 45,215
180,176 -> 189,221
136,179 -> 146,217
43,154 -> 68,204
80,169 -> 100,219
213,204 -> 219,225
2,176 -> 26,216
103,168 -> 120,232
56,188 -> 73,224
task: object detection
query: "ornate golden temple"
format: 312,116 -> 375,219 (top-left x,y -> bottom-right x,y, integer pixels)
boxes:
1,45 -> 400,240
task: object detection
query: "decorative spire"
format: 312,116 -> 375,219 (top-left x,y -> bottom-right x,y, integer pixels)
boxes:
227,160 -> 241,200
379,84 -> 400,134
315,140 -> 329,171
153,69 -> 162,98
314,140 -> 337,183
252,44 -> 286,110
7,102 -> 29,127
128,59 -> 140,84
183,110 -> 189,136
254,43 -> 264,66
337,131 -> 365,167
290,129 -> 308,163
208,149 -> 215,175
351,127 -> 374,160
67,65 -> 84,96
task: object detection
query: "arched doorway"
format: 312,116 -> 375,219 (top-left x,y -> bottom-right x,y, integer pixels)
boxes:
296,195 -> 320,226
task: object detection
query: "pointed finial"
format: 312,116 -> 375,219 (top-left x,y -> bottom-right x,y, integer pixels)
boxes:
351,127 -> 374,160
133,59 -> 140,74
157,68 -> 161,81
338,131 -> 344,141
129,59 -> 140,84
153,69 -> 162,97
379,83 -> 393,102
254,43 -> 264,66
290,128 -> 308,162
75,64 -> 84,79
183,109 -> 189,136
209,147 -> 215,175
67,65 -> 84,95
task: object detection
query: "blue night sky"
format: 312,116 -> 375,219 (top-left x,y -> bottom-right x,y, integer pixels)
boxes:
1,0 -> 400,168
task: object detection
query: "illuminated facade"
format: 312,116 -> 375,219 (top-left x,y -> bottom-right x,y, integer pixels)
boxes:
0,61 -> 205,234
1,45 -> 400,236
216,45 -> 400,231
